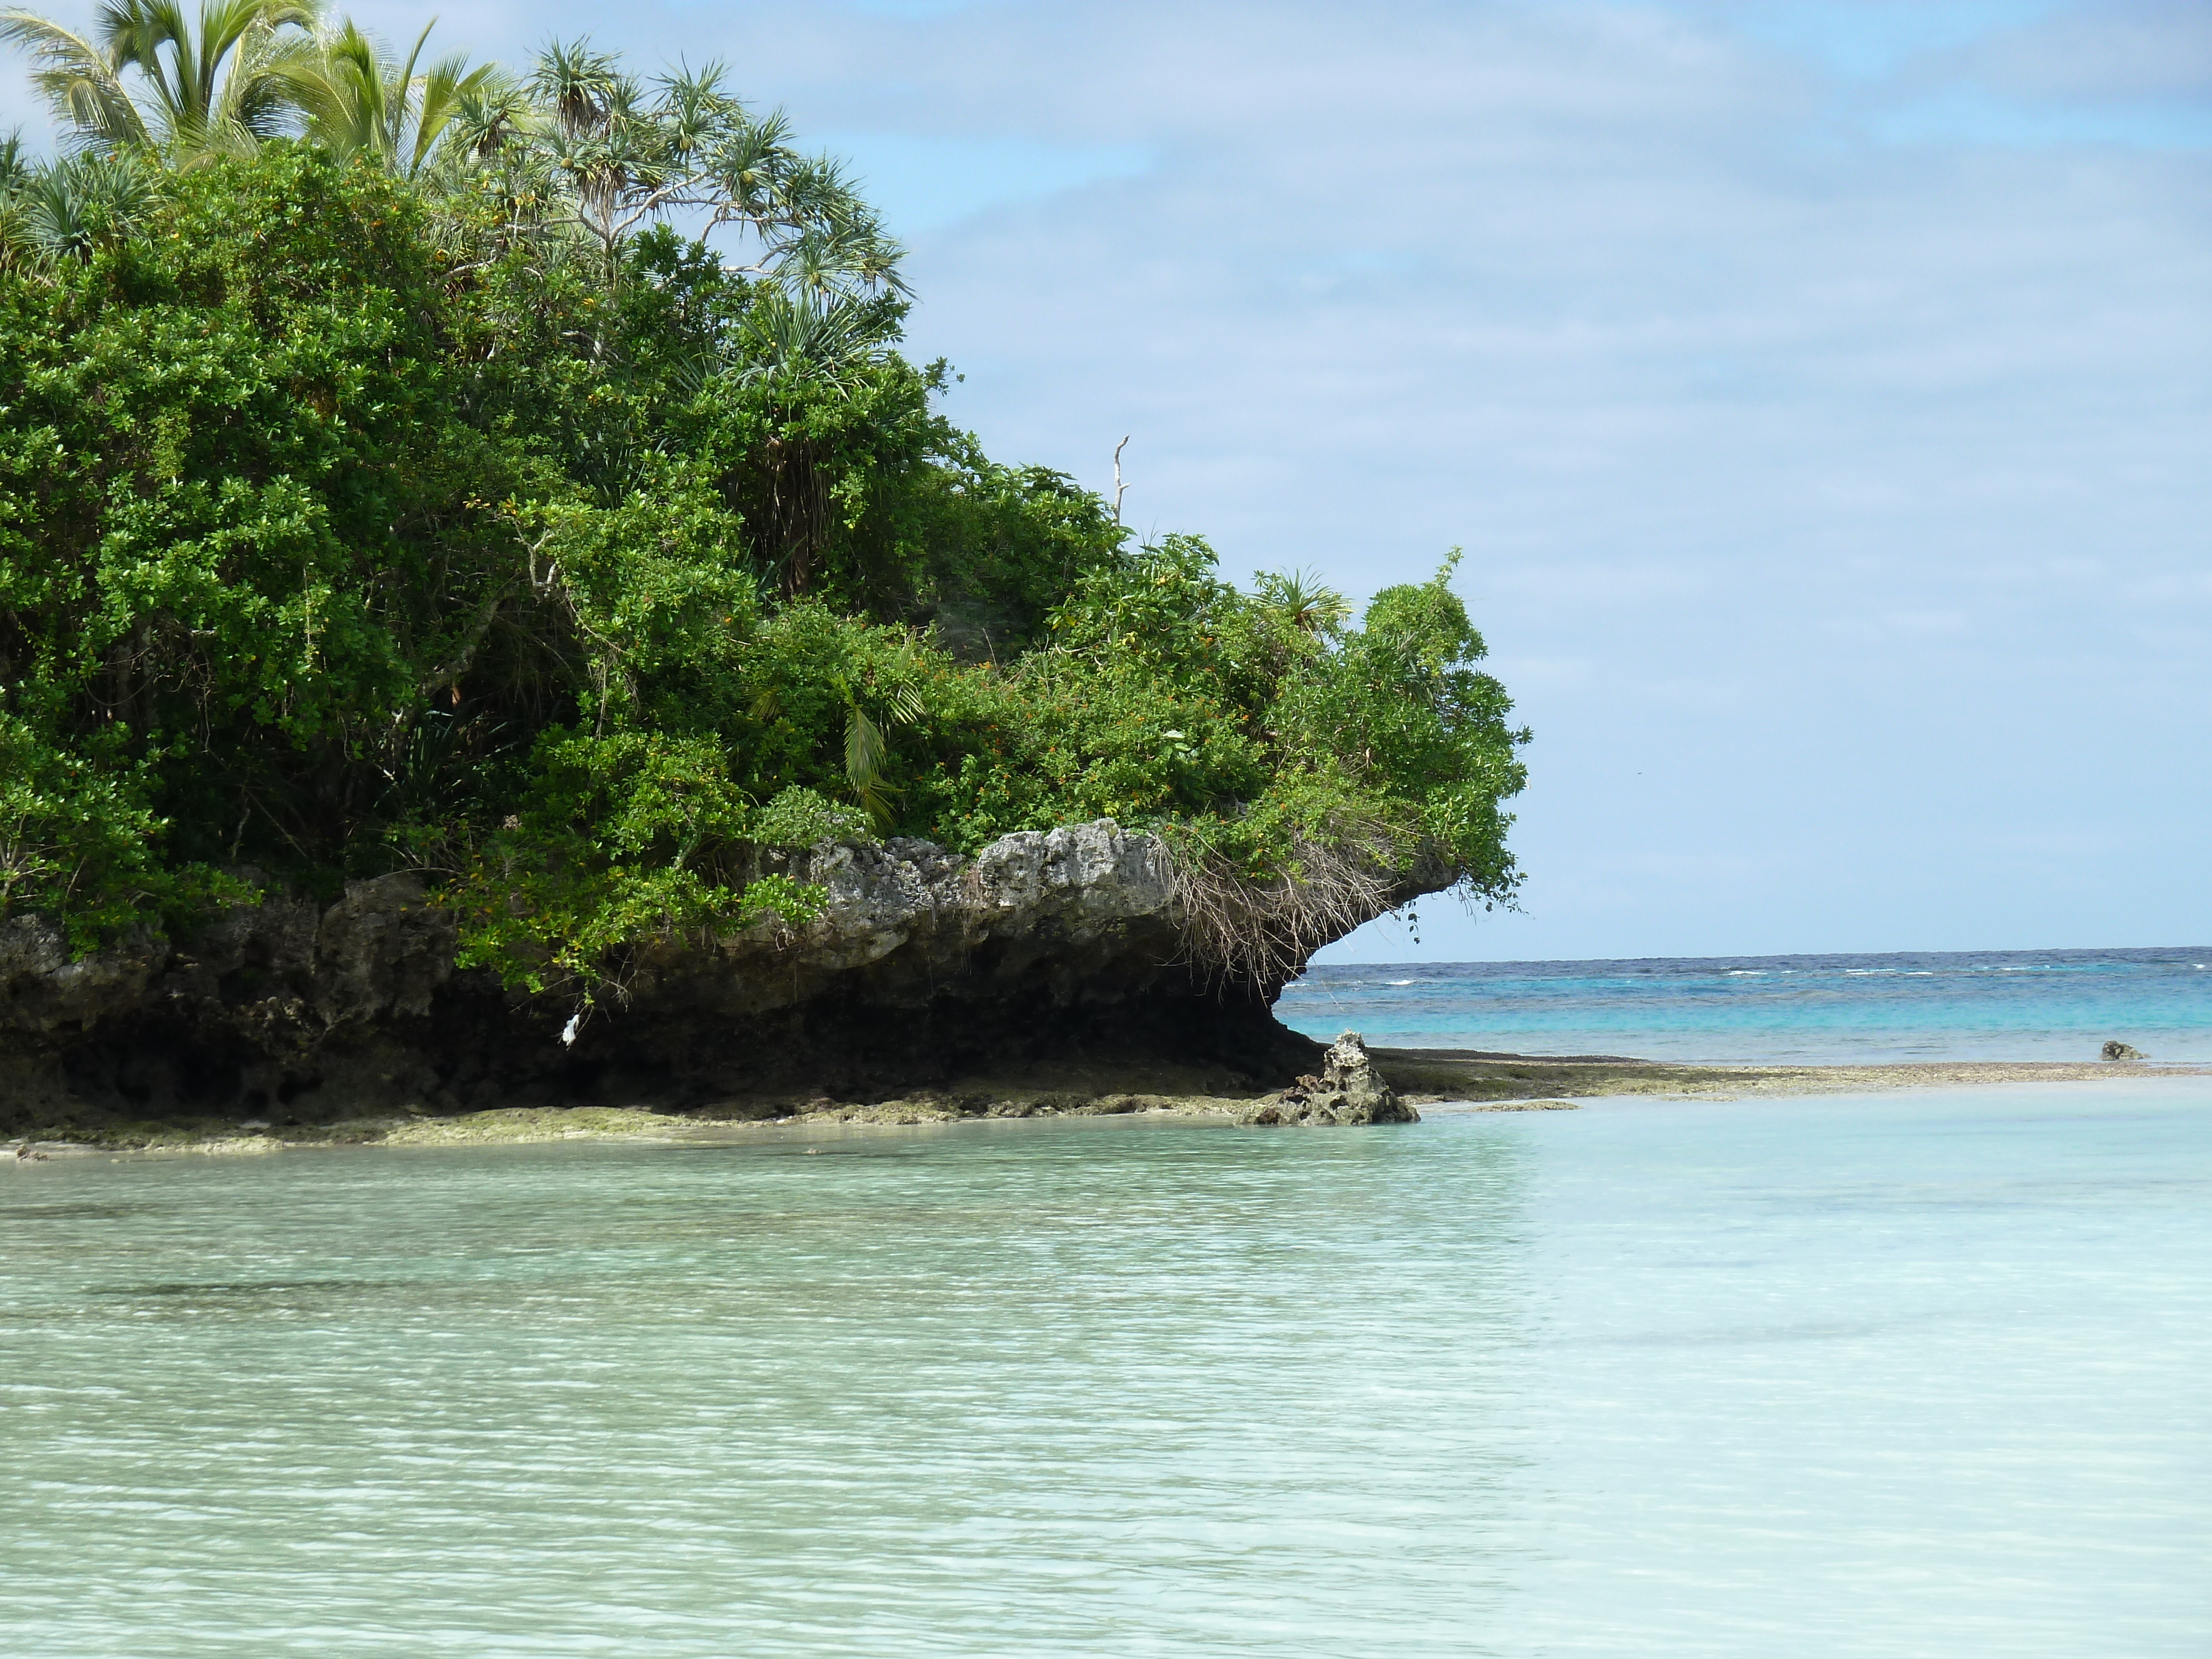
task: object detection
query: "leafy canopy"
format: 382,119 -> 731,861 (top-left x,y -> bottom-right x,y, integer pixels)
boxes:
0,31 -> 1527,999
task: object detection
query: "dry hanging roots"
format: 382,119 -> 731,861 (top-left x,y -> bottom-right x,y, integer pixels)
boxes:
1166,834 -> 1398,989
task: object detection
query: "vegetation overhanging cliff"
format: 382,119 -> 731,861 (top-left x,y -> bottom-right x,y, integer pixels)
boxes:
0,819 -> 1456,1127
0,13 -> 1527,1120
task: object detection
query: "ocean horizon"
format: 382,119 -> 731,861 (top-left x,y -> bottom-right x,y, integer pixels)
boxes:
1281,946 -> 2212,1065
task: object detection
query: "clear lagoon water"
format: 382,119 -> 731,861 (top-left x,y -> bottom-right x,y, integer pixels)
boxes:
1281,947 -> 2212,1062
6,1082 -> 2209,1656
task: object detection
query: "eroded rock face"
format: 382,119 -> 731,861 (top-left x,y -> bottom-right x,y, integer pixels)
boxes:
1239,1031 -> 1418,1126
0,822 -> 1402,1126
0,874 -> 460,1123
637,820 -> 1185,1018
2101,1040 -> 2146,1061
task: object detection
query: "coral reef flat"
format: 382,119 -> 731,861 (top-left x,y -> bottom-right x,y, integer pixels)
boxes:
12,1046 -> 2199,1156
1376,1048 -> 2212,1104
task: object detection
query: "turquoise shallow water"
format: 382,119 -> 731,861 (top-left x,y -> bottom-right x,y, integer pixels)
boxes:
6,1082 -> 2209,1656
1281,947 -> 2212,1062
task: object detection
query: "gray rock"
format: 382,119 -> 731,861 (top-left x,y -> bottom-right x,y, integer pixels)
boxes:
1241,1030 -> 1420,1126
0,873 -> 455,1047
2100,1040 -> 2146,1061
697,820 -> 1181,1002
0,912 -> 164,1035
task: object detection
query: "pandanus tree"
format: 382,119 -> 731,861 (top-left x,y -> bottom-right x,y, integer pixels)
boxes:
0,142 -> 152,266
0,0 -> 315,161
439,39 -> 915,602
448,38 -> 908,297
723,285 -> 909,598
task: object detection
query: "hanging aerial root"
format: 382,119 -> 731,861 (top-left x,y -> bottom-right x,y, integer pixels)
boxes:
1165,832 -> 1401,990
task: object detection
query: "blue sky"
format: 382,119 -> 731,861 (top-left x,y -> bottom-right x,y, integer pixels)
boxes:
6,1 -> 2205,962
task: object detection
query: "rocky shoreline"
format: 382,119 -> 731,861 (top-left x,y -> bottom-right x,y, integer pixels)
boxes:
9,1043 -> 2197,1158
9,813 -> 2192,1155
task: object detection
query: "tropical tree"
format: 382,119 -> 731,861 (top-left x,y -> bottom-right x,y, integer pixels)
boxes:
447,37 -> 906,293
731,284 -> 904,396
0,0 -> 315,162
275,17 -> 492,177
0,128 -> 29,262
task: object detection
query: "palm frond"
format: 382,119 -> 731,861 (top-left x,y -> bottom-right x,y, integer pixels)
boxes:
0,127 -> 32,194
439,68 -> 531,161
0,195 -> 29,270
0,9 -> 149,149
729,287 -> 900,396
530,37 -> 620,139
1259,567 -> 1352,638
272,17 -> 491,178
844,705 -> 886,794
411,51 -> 495,175
4,0 -> 319,160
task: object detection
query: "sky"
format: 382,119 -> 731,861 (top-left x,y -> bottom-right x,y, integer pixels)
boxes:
5,1 -> 2206,962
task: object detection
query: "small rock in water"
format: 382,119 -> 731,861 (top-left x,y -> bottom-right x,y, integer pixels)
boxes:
1240,1031 -> 1420,1126
2100,1040 -> 2146,1061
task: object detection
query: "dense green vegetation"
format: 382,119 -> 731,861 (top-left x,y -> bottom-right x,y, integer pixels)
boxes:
0,3 -> 1527,995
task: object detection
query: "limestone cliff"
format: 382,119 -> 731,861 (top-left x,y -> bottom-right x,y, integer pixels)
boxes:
1,821 -> 1418,1128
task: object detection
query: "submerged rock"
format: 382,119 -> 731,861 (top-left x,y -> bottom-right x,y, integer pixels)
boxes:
1,822 -> 1439,1130
1240,1031 -> 1418,1126
2100,1041 -> 2146,1061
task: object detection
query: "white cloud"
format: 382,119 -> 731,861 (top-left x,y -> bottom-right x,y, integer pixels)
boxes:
815,132 -> 1154,234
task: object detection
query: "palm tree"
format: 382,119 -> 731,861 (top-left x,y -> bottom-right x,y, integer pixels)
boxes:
0,0 -> 316,162
276,17 -> 493,178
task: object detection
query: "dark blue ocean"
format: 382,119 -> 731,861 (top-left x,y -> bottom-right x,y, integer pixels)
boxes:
1280,947 -> 2212,1063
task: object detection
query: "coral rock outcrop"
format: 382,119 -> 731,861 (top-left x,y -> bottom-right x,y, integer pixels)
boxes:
0,821 -> 1425,1129
1239,1032 -> 1419,1126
